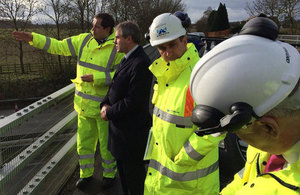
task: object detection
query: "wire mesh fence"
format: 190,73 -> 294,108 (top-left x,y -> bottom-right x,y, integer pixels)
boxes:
0,85 -> 77,194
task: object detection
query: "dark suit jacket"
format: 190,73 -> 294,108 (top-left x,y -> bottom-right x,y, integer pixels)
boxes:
101,45 -> 153,161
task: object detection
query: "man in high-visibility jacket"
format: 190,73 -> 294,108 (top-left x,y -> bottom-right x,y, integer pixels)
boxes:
144,13 -> 225,195
189,17 -> 300,194
12,13 -> 124,189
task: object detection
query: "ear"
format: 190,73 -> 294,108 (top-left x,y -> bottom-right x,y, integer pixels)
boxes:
257,116 -> 280,137
105,26 -> 111,34
126,35 -> 133,42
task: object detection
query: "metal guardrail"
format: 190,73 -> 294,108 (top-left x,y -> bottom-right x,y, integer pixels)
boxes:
0,82 -> 77,194
0,43 -> 159,194
0,111 -> 77,188
278,34 -> 300,46
18,134 -> 77,195
0,83 -> 75,136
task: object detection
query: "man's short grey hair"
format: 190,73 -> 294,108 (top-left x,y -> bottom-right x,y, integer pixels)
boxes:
266,107 -> 300,118
116,21 -> 141,44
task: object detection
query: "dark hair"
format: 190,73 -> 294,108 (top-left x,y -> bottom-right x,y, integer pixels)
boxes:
258,13 -> 267,17
179,35 -> 185,41
116,21 -> 141,44
94,13 -> 115,34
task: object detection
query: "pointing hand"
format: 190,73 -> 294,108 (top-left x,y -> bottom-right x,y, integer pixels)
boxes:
12,31 -> 33,42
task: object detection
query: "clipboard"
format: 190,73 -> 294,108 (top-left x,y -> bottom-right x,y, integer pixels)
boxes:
143,127 -> 154,160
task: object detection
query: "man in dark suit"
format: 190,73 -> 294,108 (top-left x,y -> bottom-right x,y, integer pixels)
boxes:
100,21 -> 153,195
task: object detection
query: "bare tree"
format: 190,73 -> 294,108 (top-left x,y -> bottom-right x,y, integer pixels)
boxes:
280,0 -> 300,34
69,0 -> 100,32
245,0 -> 283,18
0,0 -> 40,73
101,0 -> 134,24
103,0 -> 185,41
42,0 -> 70,39
86,0 -> 99,30
99,0 -> 107,12
245,0 -> 300,33
70,0 -> 87,32
41,0 -> 71,72
158,0 -> 185,13
195,6 -> 213,32
143,0 -> 185,39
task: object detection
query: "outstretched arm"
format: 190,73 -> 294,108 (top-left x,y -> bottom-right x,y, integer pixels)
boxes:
12,31 -> 33,42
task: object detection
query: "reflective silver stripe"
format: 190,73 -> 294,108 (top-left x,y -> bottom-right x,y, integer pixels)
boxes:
103,165 -> 117,173
105,46 -> 117,85
102,159 -> 116,164
43,37 -> 51,51
238,167 -> 245,178
153,106 -> 193,127
80,163 -> 94,169
79,154 -> 94,159
75,90 -> 104,102
77,34 -> 117,86
78,33 -> 92,60
149,159 -> 218,181
106,46 -> 117,70
114,64 -> 119,70
66,37 -> 77,57
78,60 -> 106,72
184,140 -> 204,161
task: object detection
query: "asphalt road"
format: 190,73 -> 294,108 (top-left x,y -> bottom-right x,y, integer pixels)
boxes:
59,147 -> 124,195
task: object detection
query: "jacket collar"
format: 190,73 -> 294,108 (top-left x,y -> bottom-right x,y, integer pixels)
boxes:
125,45 -> 139,59
149,43 -> 198,84
114,45 -> 142,74
251,146 -> 300,191
283,140 -> 300,164
89,29 -> 115,48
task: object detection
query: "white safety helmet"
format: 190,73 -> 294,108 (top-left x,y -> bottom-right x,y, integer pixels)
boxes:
149,13 -> 186,46
189,35 -> 300,135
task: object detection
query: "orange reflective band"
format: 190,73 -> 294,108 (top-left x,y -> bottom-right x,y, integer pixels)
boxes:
184,87 -> 194,117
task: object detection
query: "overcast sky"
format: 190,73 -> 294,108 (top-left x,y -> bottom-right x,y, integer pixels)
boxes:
183,0 -> 252,23
33,0 -> 252,24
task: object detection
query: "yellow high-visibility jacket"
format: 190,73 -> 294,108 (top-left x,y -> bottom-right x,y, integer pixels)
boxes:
144,43 -> 225,195
221,145 -> 300,195
30,31 -> 124,118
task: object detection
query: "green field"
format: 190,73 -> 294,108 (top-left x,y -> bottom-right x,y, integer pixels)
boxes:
0,28 -> 79,100
0,28 -> 80,72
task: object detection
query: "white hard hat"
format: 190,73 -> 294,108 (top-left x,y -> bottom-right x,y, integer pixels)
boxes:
190,35 -> 300,118
149,13 -> 186,46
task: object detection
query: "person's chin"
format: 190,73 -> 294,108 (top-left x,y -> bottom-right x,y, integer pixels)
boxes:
163,56 -> 176,62
118,49 -> 125,53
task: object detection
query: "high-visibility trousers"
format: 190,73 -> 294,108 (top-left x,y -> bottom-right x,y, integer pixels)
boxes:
77,114 -> 117,178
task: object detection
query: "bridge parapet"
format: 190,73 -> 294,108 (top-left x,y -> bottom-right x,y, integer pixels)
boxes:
278,34 -> 300,47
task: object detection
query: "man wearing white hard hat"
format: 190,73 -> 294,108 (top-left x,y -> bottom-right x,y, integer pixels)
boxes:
190,16 -> 300,194
144,13 -> 224,195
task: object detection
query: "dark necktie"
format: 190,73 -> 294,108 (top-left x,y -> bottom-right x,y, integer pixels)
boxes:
264,154 -> 286,173
118,57 -> 126,69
